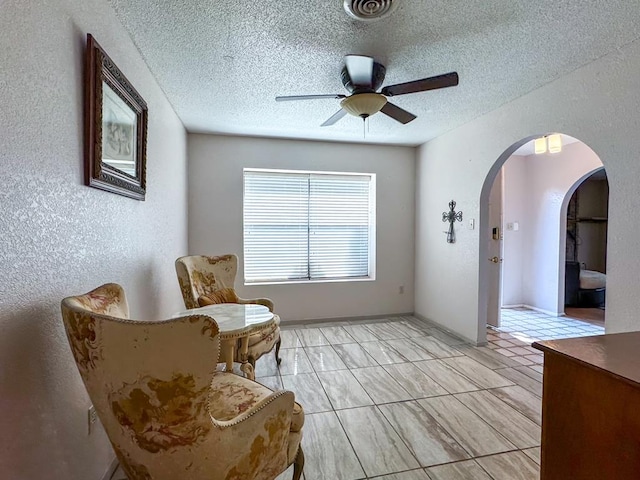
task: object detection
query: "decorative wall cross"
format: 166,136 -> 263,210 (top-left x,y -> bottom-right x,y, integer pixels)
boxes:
442,200 -> 463,243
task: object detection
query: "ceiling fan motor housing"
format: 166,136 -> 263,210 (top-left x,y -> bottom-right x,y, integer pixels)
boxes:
344,0 -> 400,22
341,62 -> 386,93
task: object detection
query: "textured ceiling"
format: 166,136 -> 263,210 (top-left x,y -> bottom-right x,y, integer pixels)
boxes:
108,0 -> 640,146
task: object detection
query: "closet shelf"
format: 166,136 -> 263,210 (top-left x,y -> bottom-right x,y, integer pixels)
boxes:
577,217 -> 608,223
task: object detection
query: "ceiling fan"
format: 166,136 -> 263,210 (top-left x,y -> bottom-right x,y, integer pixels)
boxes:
276,55 -> 459,127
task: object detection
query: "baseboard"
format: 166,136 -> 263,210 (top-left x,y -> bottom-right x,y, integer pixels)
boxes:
280,312 -> 414,327
101,457 -> 118,480
502,304 -> 525,308
411,313 -> 479,346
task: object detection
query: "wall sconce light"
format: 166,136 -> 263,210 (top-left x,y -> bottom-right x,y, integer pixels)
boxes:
534,134 -> 562,154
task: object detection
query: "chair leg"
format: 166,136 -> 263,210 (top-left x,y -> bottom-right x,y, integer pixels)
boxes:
248,356 -> 256,369
292,446 -> 304,480
275,338 -> 282,365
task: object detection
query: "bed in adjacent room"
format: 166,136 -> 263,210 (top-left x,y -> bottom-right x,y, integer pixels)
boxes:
565,261 -> 606,308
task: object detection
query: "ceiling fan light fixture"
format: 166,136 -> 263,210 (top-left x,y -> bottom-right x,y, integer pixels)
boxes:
340,93 -> 387,118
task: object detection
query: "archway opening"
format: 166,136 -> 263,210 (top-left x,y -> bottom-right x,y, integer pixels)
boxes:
478,134 -> 607,346
562,168 -> 608,327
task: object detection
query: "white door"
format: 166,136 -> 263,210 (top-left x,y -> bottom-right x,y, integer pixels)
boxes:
487,170 -> 503,327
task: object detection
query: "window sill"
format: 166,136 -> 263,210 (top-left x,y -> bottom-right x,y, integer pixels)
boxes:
244,276 -> 375,286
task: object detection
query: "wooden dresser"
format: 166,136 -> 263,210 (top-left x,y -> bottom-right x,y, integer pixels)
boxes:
533,332 -> 640,480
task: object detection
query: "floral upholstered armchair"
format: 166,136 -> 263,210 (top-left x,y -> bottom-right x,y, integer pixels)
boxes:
175,254 -> 281,368
61,284 -> 304,480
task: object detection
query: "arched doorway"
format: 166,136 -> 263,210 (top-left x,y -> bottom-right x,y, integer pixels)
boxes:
561,168 -> 608,326
478,134 -> 606,344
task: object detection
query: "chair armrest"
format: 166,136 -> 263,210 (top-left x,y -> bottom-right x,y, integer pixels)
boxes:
213,389 -> 294,429
206,389 -> 295,476
237,296 -> 274,312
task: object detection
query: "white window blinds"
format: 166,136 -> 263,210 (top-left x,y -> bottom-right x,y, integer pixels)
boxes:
243,169 -> 375,283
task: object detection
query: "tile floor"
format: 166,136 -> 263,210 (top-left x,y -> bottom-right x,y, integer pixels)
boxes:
494,307 -> 604,343
267,317 -> 543,480
112,309 -> 603,480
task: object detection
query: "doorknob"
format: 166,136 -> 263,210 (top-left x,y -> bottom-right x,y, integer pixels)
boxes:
489,256 -> 502,263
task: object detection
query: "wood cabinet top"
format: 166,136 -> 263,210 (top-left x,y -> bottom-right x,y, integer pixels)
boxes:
533,332 -> 640,387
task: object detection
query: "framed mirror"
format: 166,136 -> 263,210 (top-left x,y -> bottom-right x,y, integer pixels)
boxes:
85,34 -> 147,200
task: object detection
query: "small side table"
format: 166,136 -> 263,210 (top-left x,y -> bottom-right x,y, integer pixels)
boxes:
173,303 -> 275,380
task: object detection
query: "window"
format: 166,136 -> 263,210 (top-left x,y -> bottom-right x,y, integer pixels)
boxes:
243,169 -> 376,284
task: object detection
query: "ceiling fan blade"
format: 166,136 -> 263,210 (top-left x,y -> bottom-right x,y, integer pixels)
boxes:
321,109 -> 348,127
380,102 -> 417,124
381,72 -> 459,97
276,94 -> 346,102
345,55 -> 374,87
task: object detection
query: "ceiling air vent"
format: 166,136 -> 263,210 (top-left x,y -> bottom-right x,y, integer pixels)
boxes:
343,0 -> 400,22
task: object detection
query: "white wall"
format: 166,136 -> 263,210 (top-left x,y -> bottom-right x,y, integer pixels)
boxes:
188,134 -> 415,322
501,156 -> 527,306
500,145 -> 603,314
416,37 -> 640,343
0,1 -> 188,478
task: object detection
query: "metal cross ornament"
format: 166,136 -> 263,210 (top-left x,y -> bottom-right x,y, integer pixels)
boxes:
442,200 -> 463,243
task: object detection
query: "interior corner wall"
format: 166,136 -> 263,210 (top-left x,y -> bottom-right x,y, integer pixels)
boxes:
0,1 -> 188,478
415,37 -> 640,343
187,134 -> 416,322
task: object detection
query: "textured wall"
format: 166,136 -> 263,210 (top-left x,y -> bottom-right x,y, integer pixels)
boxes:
416,37 -> 640,343
188,134 -> 415,322
0,1 -> 188,479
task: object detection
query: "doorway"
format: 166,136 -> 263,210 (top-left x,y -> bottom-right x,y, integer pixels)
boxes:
486,169 -> 503,327
480,134 -> 606,338
563,168 -> 608,327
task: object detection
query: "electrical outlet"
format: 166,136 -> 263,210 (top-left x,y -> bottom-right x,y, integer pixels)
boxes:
399,285 -> 404,294
88,405 -> 98,435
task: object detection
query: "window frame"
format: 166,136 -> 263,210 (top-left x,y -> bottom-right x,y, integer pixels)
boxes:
242,167 -> 376,285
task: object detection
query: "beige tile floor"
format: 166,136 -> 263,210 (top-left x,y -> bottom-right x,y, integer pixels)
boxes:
112,308 -> 598,480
